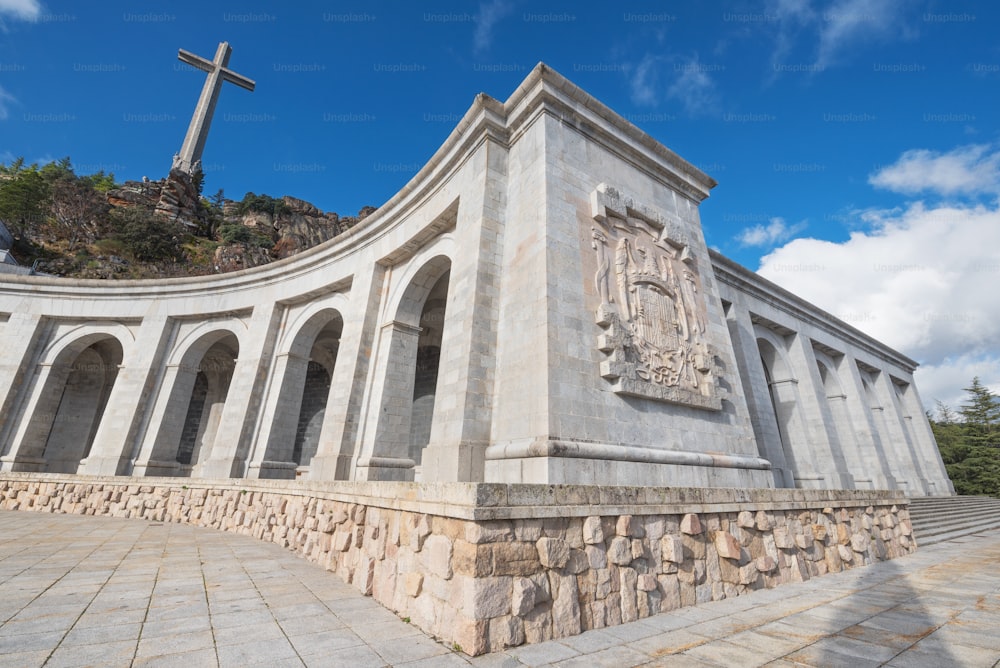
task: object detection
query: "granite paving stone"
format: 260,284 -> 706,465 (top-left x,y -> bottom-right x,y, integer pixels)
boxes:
1,511 -> 999,667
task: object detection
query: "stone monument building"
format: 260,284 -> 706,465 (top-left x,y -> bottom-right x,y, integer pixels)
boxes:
0,64 -> 952,654
0,64 -> 949,495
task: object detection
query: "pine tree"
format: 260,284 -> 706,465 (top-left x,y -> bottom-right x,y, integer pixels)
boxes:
959,377 -> 1000,447
931,401 -> 964,449
0,161 -> 50,239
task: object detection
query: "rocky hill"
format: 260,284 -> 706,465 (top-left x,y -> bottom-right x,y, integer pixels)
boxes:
1,159 -> 374,280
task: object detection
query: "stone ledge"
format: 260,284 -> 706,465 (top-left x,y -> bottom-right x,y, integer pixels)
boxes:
0,473 -> 906,519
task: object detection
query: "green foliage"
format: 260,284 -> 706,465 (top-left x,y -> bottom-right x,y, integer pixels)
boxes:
939,444 -> 1000,497
0,156 -> 26,175
199,188 -> 228,238
191,168 -> 205,198
50,173 -> 111,250
110,206 -> 187,262
218,222 -> 272,248
236,191 -> 288,217
94,237 -> 127,256
959,377 -> 1000,446
0,160 -> 51,238
83,170 -> 118,192
39,156 -> 74,183
932,381 -> 1000,498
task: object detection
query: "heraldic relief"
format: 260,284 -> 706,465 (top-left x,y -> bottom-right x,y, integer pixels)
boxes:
589,185 -> 722,411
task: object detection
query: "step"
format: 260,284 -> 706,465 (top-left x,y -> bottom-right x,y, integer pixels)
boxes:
907,495 -> 1000,546
911,506 -> 1000,519
914,516 -> 1000,537
917,523 -> 1000,547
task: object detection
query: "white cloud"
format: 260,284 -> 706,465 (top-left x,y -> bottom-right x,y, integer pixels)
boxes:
816,0 -> 900,68
666,56 -> 719,116
0,0 -> 40,21
0,85 -> 15,120
916,353 -> 1000,416
629,54 -> 661,107
738,217 -> 807,247
473,0 -> 513,53
765,0 -> 905,73
629,53 -> 719,115
869,144 -> 1000,196
757,198 -> 1000,411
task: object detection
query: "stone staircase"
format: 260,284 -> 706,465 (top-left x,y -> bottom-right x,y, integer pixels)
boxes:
908,495 -> 1000,546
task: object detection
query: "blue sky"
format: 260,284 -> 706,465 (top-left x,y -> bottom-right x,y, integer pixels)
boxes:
1,0 -> 998,412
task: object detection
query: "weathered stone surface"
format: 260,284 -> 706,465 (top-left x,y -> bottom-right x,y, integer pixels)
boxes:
659,574 -> 681,611
464,576 -> 512,619
683,533 -> 706,559
404,572 -> 424,597
536,537 -> 570,569
714,530 -> 743,560
851,532 -> 871,553
616,515 -> 644,538
551,574 -> 581,638
488,615 -> 525,651
637,573 -> 657,592
812,524 -> 828,542
681,514 -> 703,535
755,555 -> 776,572
585,544 -> 607,569
607,537 -> 633,566
564,549 -> 589,575
619,568 -> 639,623
452,539 -> 492,577
511,577 -> 537,616
421,534 -> 453,579
661,535 -> 684,564
739,562 -> 759,585
582,516 -> 604,544
773,527 -> 795,550
494,541 -> 542,576
737,511 -> 755,528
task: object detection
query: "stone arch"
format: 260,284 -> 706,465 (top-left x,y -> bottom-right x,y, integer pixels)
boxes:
259,307 -> 344,477
146,328 -> 241,477
409,271 -> 449,464
18,333 -> 124,473
361,252 -> 453,480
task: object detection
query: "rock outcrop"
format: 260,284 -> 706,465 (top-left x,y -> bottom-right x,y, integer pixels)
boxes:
102,177 -> 375,277
154,169 -> 205,229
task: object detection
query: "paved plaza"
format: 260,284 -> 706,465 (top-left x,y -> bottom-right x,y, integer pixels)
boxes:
0,510 -> 998,668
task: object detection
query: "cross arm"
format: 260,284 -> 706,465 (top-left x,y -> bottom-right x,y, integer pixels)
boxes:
177,49 -> 214,74
221,69 -> 256,92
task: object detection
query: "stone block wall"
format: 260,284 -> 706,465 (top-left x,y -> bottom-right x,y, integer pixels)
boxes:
0,474 -> 914,655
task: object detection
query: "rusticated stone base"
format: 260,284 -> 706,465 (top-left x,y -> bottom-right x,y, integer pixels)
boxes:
0,474 -> 915,656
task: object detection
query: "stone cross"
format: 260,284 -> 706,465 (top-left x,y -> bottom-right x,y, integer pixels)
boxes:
172,41 -> 255,175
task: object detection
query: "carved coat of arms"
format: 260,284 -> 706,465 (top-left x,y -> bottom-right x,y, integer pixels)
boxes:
589,185 -> 721,410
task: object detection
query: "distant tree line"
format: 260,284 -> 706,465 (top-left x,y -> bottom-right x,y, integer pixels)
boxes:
930,377 -> 1000,498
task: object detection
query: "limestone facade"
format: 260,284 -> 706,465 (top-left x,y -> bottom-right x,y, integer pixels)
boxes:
0,64 -> 951,497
